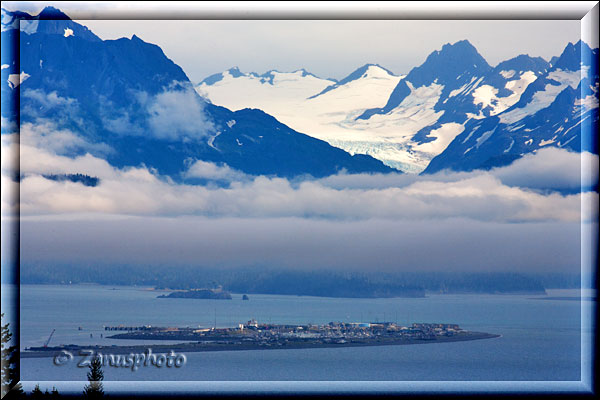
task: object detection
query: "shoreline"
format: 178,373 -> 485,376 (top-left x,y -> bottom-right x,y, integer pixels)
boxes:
21,332 -> 500,359
14,283 -> 554,297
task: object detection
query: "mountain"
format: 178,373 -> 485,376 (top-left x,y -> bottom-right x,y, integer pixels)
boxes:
197,41 -> 556,173
1,7 -> 394,179
196,67 -> 337,112
197,63 -> 408,170
1,6 -> 100,40
308,63 -> 396,98
424,40 -> 599,173
4,8 -> 597,177
349,41 -> 555,172
358,40 -> 493,119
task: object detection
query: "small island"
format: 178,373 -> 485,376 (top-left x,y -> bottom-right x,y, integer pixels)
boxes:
21,321 -> 500,359
157,288 -> 232,300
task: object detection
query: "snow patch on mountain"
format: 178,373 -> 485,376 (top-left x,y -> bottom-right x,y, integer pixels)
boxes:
503,71 -> 537,102
350,81 -> 445,138
448,76 -> 478,98
499,70 -> 516,79
472,71 -> 538,116
547,68 -> 584,89
539,136 -> 557,146
475,127 -> 496,148
499,82 -> 571,124
415,123 -> 465,155
498,66 -> 584,125
196,69 -> 335,111
472,85 -> 498,109
7,71 -> 29,89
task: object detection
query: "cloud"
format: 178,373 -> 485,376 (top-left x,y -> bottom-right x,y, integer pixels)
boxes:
6,129 -> 590,274
18,170 -> 584,222
100,109 -> 144,136
22,89 -> 77,109
20,89 -> 88,131
184,159 -> 247,181
99,84 -> 216,140
490,147 -> 598,191
18,122 -> 112,157
11,142 -> 589,223
4,124 -> 591,224
0,116 -> 18,134
318,147 -> 596,193
145,85 -> 215,140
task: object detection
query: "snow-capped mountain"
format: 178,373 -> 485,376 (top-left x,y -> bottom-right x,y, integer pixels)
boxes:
1,7 -> 394,180
425,40 -> 599,173
198,63 -> 410,169
196,67 -> 337,112
3,7 -> 597,179
196,63 -> 403,128
198,41 -> 557,173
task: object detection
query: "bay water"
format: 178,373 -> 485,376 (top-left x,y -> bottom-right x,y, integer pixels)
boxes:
5,284 -> 592,393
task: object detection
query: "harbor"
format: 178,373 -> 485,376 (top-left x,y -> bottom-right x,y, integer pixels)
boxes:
22,321 -> 500,358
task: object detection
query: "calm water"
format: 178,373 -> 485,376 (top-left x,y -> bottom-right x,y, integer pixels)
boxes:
5,284 -> 594,392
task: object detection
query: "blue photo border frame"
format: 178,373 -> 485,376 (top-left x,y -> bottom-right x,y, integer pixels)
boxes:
1,1 -> 598,397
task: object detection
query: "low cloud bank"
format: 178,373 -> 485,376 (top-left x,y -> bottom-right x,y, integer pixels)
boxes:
2,131 -> 595,223
3,125 -> 593,273
319,147 -> 598,193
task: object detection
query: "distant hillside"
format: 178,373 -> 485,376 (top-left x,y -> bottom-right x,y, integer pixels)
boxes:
1,7 -> 394,180
20,264 -> 561,296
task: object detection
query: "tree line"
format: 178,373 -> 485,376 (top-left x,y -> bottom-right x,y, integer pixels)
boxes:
18,263 -> 571,295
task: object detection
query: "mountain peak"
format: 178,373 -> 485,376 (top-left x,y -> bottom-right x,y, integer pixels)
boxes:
38,6 -> 70,20
356,63 -> 397,76
357,40 -> 491,120
292,68 -> 317,78
308,63 -> 396,99
441,39 -> 476,51
435,40 -> 486,64
494,54 -> 550,75
227,67 -> 244,78
553,40 -> 593,71
405,39 -> 490,87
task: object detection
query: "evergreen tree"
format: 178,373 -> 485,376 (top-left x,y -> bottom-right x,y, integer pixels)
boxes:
30,383 -> 44,399
1,313 -> 24,399
51,386 -> 61,399
83,356 -> 104,399
30,383 -> 60,399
